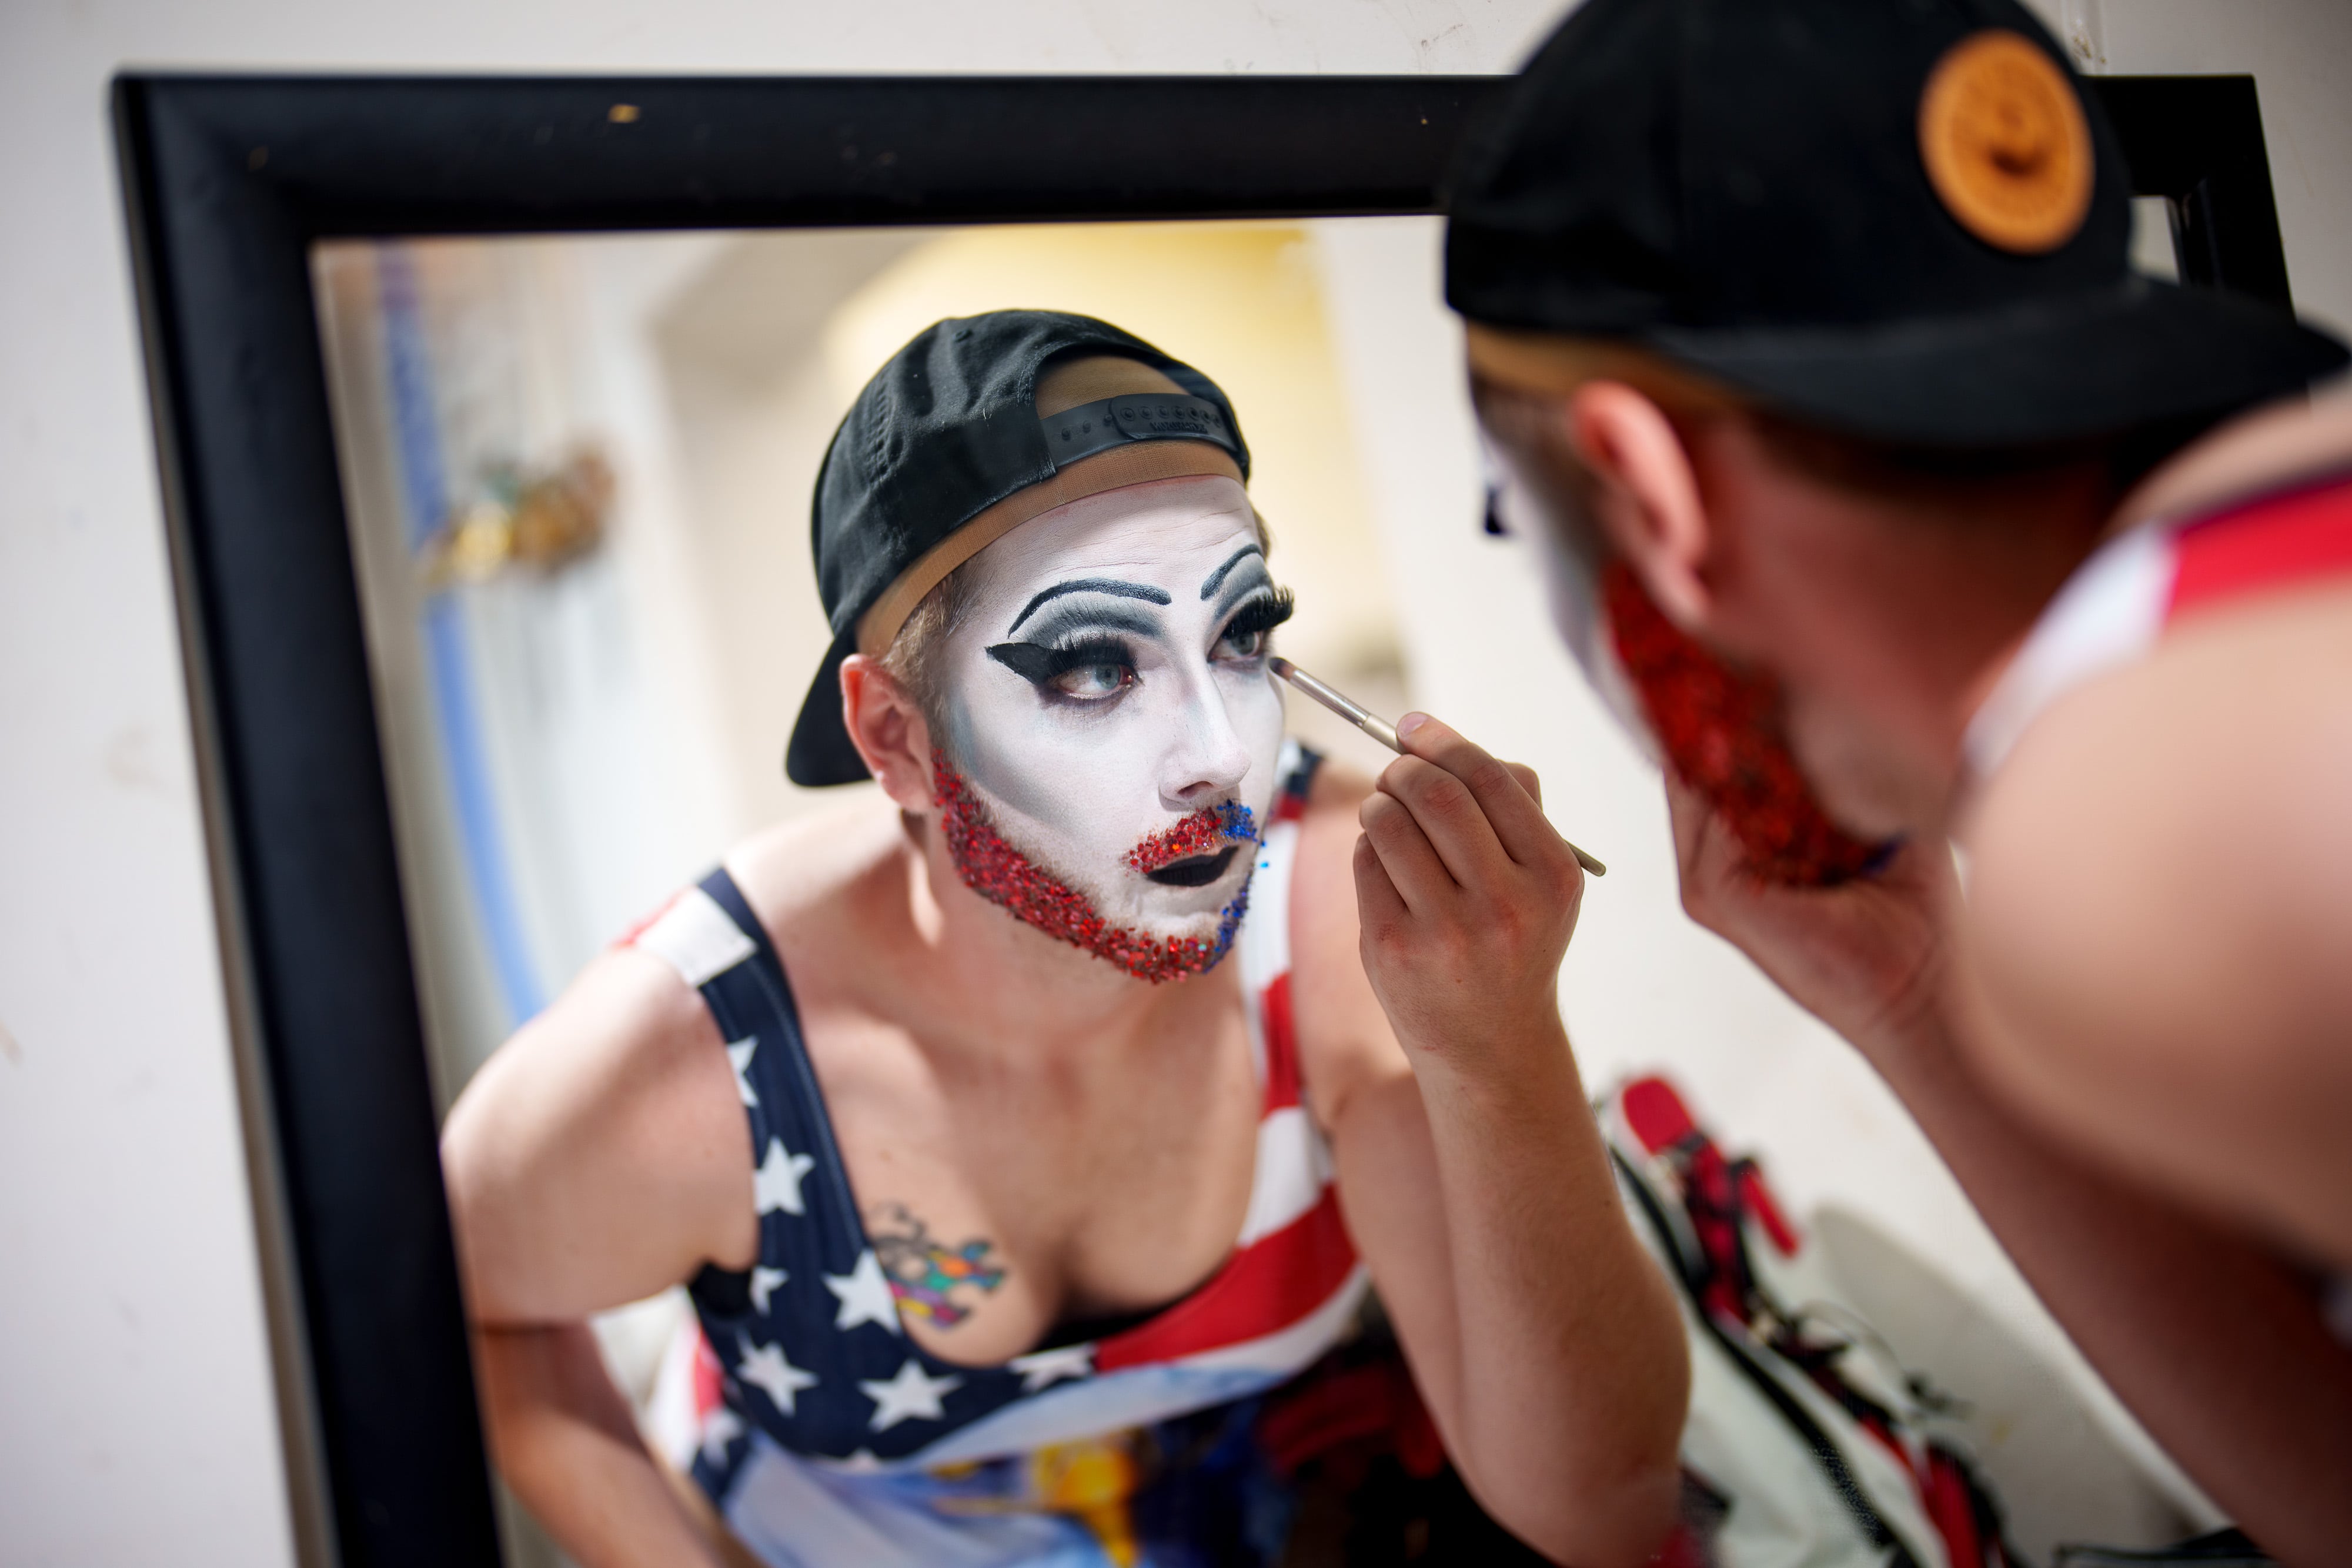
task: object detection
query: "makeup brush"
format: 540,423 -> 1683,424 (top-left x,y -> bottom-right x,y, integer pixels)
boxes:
1269,656 -> 1606,877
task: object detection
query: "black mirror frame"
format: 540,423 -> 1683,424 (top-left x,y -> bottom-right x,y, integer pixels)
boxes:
111,70 -> 2297,1568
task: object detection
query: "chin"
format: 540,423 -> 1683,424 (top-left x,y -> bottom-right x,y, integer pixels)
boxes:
1074,860 -> 1257,944
931,755 -> 1259,984
1790,722 -> 1945,840
1131,881 -> 1257,944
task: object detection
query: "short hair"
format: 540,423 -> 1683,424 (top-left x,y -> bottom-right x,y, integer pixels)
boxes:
875,559 -> 980,734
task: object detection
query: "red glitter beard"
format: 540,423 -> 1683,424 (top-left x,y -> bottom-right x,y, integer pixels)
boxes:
931,752 -> 1247,984
1601,562 -> 1885,887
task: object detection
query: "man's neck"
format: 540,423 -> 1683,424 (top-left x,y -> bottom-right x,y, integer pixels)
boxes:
895,835 -> 1232,1072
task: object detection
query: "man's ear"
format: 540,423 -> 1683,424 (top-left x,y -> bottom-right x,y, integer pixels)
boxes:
840,654 -> 936,812
1561,381 -> 1715,630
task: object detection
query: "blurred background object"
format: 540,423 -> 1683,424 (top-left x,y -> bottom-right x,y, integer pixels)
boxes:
421,449 -> 615,590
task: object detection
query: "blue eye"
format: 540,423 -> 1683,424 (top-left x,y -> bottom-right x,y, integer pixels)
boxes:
1054,660 -> 1135,698
987,636 -> 1138,703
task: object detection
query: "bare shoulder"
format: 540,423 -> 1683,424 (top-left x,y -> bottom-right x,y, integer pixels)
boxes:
724,791 -> 918,970
442,930 -> 753,1326
1961,584 -> 2352,1094
1286,756 -> 1407,1119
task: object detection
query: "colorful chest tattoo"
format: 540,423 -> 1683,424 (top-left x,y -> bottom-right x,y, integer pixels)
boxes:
869,1203 -> 1008,1329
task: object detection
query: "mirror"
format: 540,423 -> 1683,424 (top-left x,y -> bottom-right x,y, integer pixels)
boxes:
121,69 -> 2288,1567
313,217 -> 1492,1566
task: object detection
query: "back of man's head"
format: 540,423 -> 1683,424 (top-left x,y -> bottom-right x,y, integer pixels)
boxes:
1446,0 -> 2344,461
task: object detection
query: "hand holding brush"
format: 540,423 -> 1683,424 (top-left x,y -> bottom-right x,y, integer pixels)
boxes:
1271,656 -> 1605,878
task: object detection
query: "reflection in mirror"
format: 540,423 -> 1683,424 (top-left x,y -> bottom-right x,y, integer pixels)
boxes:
310,210 -> 2218,1568
316,223 -> 1414,1099
315,221 -> 1453,1567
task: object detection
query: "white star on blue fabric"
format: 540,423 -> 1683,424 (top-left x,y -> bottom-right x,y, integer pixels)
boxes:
737,1335 -> 818,1417
749,1265 -> 787,1316
726,1037 -> 760,1106
754,1138 -> 816,1217
859,1358 -> 962,1432
1008,1343 -> 1094,1393
824,1249 -> 901,1335
698,1404 -> 744,1465
830,1449 -> 886,1474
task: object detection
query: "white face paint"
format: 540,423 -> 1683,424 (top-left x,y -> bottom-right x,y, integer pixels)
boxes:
929,473 -> 1289,977
1480,429 -> 1657,761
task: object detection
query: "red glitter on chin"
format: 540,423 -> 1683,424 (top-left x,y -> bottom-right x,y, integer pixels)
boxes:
1601,562 -> 1885,887
931,752 -> 1244,984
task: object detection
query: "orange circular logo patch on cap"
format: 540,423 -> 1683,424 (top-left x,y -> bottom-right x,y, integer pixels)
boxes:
1919,29 -> 2094,253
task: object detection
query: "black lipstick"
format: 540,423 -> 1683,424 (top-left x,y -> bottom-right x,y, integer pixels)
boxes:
1144,845 -> 1242,888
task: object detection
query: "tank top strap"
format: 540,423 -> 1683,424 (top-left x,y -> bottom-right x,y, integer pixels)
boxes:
631,871 -> 928,1467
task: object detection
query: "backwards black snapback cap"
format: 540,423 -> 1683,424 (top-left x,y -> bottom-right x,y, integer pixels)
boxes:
1445,0 -> 2347,447
786,309 -> 1251,787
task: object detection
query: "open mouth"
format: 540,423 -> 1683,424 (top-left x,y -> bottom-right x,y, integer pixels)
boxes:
1145,845 -> 1242,888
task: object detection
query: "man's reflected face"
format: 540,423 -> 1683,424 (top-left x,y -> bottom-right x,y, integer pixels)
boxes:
931,474 -> 1290,981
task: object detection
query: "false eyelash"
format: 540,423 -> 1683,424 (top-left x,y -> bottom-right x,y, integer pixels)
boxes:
1220,587 -> 1296,644
985,634 -> 1135,687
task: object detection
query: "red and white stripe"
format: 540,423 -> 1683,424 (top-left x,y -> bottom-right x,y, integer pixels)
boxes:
1967,474 -> 2352,778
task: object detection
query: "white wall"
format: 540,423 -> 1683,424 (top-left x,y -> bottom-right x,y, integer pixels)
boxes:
2,2 -> 2347,1564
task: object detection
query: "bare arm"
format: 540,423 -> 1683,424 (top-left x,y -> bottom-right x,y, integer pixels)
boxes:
1296,723 -> 1688,1566
1960,590 -> 2352,1263
1668,773 -> 2352,1566
441,948 -> 758,1568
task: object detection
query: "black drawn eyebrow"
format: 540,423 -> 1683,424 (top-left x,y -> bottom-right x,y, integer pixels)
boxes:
1007,579 -> 1172,636
1199,544 -> 1265,601
1210,557 -> 1276,620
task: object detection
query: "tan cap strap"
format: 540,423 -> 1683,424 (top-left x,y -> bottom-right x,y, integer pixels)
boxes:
1464,323 -> 1744,413
854,441 -> 1244,659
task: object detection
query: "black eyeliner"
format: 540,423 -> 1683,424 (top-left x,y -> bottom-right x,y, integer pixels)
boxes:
987,634 -> 1134,688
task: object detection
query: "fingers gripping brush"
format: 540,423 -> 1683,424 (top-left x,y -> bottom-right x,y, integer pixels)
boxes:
1269,657 -> 1606,878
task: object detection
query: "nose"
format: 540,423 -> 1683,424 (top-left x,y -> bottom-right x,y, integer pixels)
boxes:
1161,669 -> 1254,811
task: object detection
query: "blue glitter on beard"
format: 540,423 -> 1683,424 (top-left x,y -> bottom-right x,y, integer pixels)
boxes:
1176,808 -> 1261,975
1206,877 -> 1252,968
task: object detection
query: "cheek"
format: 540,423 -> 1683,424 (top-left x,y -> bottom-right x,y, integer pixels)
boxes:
1228,671 -> 1288,767
945,681 -> 1168,835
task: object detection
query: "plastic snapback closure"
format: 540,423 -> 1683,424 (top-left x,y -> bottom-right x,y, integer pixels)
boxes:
1041,394 -> 1238,470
